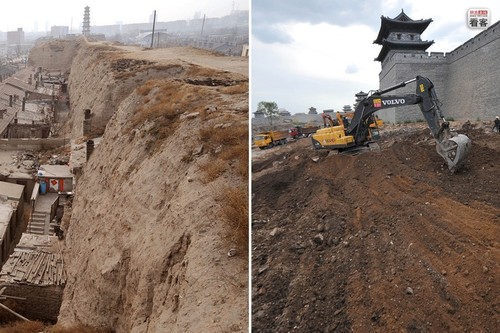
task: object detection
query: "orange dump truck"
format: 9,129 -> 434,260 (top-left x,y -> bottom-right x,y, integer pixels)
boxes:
254,131 -> 289,149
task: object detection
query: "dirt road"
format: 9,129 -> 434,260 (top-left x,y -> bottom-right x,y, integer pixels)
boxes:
96,41 -> 248,76
252,124 -> 499,332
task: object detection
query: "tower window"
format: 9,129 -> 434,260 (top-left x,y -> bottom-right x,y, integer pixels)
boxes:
397,33 -> 402,40
410,34 -> 414,40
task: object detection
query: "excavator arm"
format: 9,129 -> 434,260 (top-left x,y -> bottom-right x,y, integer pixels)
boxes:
347,92 -> 420,144
343,76 -> 471,172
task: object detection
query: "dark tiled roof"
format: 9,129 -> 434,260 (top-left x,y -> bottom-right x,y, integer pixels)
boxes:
375,39 -> 434,61
374,10 -> 432,44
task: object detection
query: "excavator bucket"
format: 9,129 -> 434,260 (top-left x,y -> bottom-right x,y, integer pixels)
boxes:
435,134 -> 471,173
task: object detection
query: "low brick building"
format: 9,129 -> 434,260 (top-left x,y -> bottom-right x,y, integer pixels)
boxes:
0,233 -> 65,322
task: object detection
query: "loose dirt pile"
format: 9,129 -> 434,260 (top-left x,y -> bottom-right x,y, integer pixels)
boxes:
252,124 -> 499,332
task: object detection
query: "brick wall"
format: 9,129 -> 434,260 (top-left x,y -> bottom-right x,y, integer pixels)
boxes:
1,284 -> 63,322
444,22 -> 500,121
378,21 -> 500,123
379,51 -> 448,123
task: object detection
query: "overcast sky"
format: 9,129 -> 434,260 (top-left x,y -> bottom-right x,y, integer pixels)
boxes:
252,0 -> 500,114
1,0 -> 248,32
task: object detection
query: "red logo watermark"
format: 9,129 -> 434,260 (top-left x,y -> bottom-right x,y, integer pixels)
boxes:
467,8 -> 490,29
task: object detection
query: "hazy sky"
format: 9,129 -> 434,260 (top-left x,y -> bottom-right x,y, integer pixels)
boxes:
1,0 -> 248,32
252,0 -> 500,114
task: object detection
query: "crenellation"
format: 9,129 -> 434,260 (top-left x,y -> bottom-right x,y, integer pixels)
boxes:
446,20 -> 500,62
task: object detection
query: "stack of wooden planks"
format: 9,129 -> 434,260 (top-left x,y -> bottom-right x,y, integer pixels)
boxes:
0,235 -> 66,286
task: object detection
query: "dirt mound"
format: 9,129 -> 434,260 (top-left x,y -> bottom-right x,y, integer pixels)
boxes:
252,126 -> 500,332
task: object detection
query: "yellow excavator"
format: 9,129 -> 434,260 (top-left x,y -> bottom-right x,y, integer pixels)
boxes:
312,75 -> 471,173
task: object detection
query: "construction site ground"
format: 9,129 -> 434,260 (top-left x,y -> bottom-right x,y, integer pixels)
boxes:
252,122 -> 499,333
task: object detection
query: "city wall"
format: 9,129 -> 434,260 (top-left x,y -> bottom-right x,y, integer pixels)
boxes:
445,21 -> 500,121
378,20 -> 500,123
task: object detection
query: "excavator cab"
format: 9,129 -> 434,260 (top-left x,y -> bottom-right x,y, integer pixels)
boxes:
368,127 -> 380,141
366,115 -> 381,140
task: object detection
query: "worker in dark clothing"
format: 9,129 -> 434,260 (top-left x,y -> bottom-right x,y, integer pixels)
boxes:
342,116 -> 350,128
493,116 -> 500,133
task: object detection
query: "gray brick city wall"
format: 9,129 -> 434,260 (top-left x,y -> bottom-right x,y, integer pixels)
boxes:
378,51 -> 448,123
379,20 -> 500,123
445,22 -> 500,121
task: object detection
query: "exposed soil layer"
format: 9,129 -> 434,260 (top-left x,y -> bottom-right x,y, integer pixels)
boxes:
252,124 -> 500,333
30,39 -> 249,333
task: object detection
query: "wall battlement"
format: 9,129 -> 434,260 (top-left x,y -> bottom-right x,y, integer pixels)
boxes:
380,51 -> 448,81
447,20 -> 500,63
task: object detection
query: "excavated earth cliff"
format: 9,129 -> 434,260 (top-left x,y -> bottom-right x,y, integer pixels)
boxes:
29,38 -> 248,333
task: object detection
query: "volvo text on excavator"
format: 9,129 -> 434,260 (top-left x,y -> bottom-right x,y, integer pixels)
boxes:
311,76 -> 471,173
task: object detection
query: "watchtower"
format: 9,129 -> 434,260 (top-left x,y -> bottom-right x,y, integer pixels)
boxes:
374,10 -> 448,123
374,9 -> 433,64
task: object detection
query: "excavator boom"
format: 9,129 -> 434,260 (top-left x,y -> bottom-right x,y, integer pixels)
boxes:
312,76 -> 471,172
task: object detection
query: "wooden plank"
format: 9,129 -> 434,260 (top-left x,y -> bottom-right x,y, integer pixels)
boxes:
33,254 -> 46,284
0,302 -> 30,321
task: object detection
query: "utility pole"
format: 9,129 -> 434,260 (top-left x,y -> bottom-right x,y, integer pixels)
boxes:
150,10 -> 156,48
201,14 -> 206,35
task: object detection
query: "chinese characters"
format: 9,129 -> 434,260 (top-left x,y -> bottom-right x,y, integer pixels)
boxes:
468,8 -> 490,29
